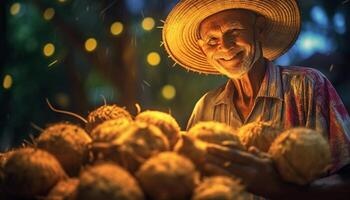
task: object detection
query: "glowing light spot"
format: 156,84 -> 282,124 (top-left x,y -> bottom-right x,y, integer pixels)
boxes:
295,31 -> 336,59
310,6 -> 329,27
43,43 -> 55,57
58,0 -> 67,3
55,93 -> 70,108
142,17 -> 155,31
334,12 -> 346,34
126,0 -> 144,14
162,85 -> 176,100
10,3 -> 21,16
110,22 -> 124,36
3,75 -> 13,89
85,38 -> 98,52
43,8 -> 55,21
147,52 -> 161,66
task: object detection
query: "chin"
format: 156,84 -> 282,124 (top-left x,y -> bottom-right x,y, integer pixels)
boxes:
226,71 -> 247,79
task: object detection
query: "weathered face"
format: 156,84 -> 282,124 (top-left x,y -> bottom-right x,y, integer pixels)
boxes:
198,9 -> 264,79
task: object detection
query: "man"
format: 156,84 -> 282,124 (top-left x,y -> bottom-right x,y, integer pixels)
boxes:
163,0 -> 350,199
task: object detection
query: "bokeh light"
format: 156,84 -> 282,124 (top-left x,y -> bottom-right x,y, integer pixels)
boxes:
126,0 -> 144,14
58,0 -> 67,3
3,75 -> 13,90
110,22 -> 124,36
85,38 -> 98,52
334,12 -> 346,34
142,17 -> 155,31
311,6 -> 329,27
43,8 -> 55,21
162,85 -> 176,100
147,52 -> 161,66
10,3 -> 21,16
43,43 -> 55,57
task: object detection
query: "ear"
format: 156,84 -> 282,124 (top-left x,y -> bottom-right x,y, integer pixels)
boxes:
197,39 -> 205,48
255,15 -> 266,41
197,39 -> 206,54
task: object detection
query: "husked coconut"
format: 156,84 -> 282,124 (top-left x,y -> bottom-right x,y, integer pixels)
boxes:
136,152 -> 199,200
268,127 -> 331,185
238,121 -> 281,152
76,163 -> 144,200
86,104 -> 133,133
3,148 -> 67,199
90,118 -> 130,142
174,135 -> 208,170
0,150 -> 14,196
192,176 -> 248,200
37,123 -> 92,176
188,121 -> 244,149
136,110 -> 181,149
113,121 -> 170,173
46,178 -> 79,200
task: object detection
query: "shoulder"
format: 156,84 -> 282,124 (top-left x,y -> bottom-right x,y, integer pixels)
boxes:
279,65 -> 328,89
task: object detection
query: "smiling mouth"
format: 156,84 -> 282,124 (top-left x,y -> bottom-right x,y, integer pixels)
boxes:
220,51 -> 244,62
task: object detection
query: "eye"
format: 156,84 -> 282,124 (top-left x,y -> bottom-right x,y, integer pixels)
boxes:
207,38 -> 218,46
230,29 -> 242,36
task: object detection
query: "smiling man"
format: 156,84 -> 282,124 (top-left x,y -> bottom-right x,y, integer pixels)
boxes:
163,0 -> 350,199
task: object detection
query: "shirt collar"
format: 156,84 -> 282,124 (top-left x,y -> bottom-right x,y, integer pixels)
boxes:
214,60 -> 283,106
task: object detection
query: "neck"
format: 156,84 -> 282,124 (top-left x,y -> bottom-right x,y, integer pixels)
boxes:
231,57 -> 266,100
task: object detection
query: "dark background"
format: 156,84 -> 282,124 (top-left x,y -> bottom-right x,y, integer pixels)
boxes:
0,0 -> 349,151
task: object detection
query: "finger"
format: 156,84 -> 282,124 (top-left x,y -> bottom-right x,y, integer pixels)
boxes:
207,145 -> 261,165
203,163 -> 233,177
206,154 -> 253,179
221,140 -> 241,149
248,146 -> 271,159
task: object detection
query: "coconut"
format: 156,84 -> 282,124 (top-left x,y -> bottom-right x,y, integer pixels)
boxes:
188,121 -> 244,149
90,118 -> 131,143
76,163 -> 144,200
3,148 -> 67,199
268,127 -> 331,185
192,176 -> 248,200
86,104 -> 133,133
46,178 -> 79,200
113,121 -> 170,173
136,110 -> 181,149
37,123 -> 92,176
238,121 -> 281,152
174,135 -> 208,170
136,152 -> 199,200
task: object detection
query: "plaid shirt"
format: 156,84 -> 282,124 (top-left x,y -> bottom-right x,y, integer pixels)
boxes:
187,60 -> 350,199
187,60 -> 350,174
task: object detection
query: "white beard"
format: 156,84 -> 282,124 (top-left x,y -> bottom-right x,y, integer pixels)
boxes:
228,39 -> 261,79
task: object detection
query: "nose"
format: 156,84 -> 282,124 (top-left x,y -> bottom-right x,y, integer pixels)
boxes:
220,34 -> 236,51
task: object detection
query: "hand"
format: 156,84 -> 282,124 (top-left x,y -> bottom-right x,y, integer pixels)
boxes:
205,145 -> 287,198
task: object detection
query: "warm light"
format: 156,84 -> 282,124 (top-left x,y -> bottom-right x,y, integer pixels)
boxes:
10,3 -> 21,16
142,17 -> 155,31
85,38 -> 97,52
3,75 -> 13,90
58,0 -> 67,3
43,43 -> 55,57
55,93 -> 70,108
147,52 -> 161,66
162,85 -> 176,100
43,8 -> 55,21
110,22 -> 123,36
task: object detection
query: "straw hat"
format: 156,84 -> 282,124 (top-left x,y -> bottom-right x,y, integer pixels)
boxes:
162,0 -> 301,74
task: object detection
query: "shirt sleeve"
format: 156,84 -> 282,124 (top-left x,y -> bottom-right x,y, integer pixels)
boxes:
306,70 -> 350,174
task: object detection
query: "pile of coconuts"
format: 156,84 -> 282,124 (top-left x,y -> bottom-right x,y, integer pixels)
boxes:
0,104 -> 332,200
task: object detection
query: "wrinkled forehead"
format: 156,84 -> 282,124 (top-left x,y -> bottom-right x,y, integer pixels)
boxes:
199,9 -> 257,35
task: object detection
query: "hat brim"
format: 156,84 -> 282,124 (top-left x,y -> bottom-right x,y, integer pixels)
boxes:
163,0 -> 301,74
